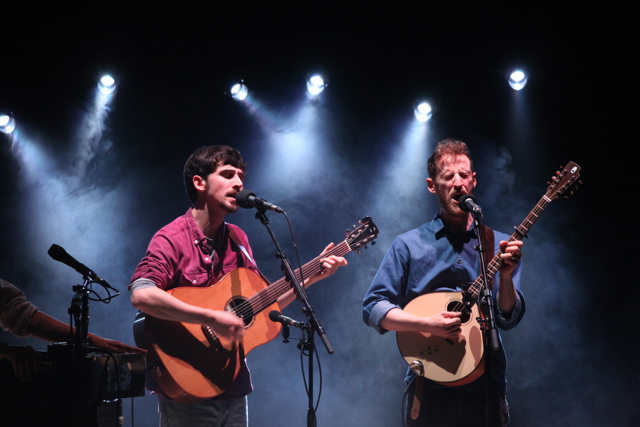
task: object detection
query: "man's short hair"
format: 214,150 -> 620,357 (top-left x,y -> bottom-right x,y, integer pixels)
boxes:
183,145 -> 247,203
427,139 -> 474,178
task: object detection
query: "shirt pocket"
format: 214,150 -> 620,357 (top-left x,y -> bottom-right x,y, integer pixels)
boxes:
179,270 -> 212,287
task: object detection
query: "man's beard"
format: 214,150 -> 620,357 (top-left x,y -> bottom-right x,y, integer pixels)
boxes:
439,194 -> 466,219
219,200 -> 238,214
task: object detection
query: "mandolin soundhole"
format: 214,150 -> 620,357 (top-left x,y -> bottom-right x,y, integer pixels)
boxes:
446,300 -> 471,324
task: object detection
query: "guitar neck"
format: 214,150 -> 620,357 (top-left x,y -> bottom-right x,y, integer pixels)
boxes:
243,240 -> 351,315
467,194 -> 552,299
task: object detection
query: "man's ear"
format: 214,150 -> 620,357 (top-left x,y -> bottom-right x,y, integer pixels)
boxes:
193,175 -> 206,192
426,177 -> 436,194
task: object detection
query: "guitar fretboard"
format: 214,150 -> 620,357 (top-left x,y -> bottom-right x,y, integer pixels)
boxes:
462,160 -> 580,304
466,195 -> 550,300
231,241 -> 352,320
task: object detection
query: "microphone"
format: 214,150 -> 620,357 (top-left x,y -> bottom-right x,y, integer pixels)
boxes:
47,244 -> 117,291
269,310 -> 303,328
457,194 -> 483,215
235,190 -> 284,213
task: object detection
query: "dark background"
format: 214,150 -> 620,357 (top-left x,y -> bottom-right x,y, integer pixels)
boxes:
1,4 -> 636,426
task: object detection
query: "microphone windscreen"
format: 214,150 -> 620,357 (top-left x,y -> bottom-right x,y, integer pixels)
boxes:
457,194 -> 476,213
235,189 -> 256,209
47,244 -> 67,261
268,310 -> 281,322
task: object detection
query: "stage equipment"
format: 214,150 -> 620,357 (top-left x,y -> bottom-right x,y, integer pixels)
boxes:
306,74 -> 326,95
508,69 -> 528,90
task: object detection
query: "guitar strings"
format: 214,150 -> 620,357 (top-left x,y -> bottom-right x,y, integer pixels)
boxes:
229,242 -> 351,321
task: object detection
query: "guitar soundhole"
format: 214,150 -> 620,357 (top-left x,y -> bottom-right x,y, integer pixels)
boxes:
227,296 -> 255,328
446,300 -> 471,324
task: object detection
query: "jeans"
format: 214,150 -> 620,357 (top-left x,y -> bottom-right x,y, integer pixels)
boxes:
406,378 -> 509,427
158,395 -> 248,427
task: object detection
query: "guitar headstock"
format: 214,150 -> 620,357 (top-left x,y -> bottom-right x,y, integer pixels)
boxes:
346,217 -> 380,253
545,161 -> 581,201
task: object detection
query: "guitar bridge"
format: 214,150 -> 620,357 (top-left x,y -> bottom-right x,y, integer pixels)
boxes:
201,325 -> 223,350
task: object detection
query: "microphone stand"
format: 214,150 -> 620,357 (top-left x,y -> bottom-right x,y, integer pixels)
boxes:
69,277 -> 91,351
253,208 -> 332,427
63,276 -> 93,426
470,212 -> 499,427
298,320 -> 318,427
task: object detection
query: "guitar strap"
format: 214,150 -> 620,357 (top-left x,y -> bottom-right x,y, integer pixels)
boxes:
227,223 -> 257,267
410,376 -> 424,420
481,225 -> 495,290
227,224 -> 285,292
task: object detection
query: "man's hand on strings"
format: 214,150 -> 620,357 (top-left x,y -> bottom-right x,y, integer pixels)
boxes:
306,242 -> 348,286
499,240 -> 523,276
425,311 -> 462,340
207,310 -> 246,342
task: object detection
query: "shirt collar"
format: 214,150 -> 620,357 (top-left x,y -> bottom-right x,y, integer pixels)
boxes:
185,207 -> 228,254
432,212 -> 478,240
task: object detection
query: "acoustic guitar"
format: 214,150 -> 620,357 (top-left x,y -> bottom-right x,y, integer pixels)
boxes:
134,217 -> 379,403
397,162 -> 581,386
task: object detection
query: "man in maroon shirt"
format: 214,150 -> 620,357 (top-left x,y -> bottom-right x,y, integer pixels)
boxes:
130,145 -> 346,427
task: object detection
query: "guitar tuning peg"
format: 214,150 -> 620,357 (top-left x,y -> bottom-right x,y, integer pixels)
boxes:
357,249 -> 362,254
371,241 -> 376,245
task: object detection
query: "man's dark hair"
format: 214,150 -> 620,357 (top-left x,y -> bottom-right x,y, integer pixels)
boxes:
427,138 -> 474,178
183,145 -> 247,203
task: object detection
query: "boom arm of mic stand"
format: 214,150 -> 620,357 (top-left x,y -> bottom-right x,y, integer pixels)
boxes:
253,210 -> 334,355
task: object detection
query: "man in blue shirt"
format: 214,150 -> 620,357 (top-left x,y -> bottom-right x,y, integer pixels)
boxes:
363,139 -> 525,426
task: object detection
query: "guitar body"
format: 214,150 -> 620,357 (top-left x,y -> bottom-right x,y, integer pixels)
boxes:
134,268 -> 282,403
396,292 -> 485,386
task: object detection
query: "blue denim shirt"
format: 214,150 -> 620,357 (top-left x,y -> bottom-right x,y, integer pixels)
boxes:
362,215 -> 525,389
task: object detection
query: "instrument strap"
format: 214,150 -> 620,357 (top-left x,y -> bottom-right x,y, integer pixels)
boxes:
410,375 -> 424,420
480,225 -> 495,290
227,224 -> 257,267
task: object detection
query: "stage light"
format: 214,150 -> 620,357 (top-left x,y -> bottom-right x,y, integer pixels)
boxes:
413,101 -> 433,122
0,113 -> 16,134
508,69 -> 528,91
230,82 -> 249,101
98,74 -> 118,95
306,74 -> 326,95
